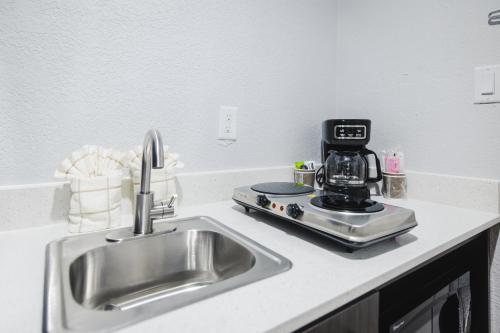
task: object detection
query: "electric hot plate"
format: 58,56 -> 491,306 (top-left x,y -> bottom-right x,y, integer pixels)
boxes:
233,182 -> 417,250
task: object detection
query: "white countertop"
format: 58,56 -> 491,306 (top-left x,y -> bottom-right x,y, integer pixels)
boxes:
1,197 -> 499,333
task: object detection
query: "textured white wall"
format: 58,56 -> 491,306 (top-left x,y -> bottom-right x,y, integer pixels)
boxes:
3,0 -> 500,328
336,0 -> 500,179
0,0 -> 337,185
336,1 -> 500,330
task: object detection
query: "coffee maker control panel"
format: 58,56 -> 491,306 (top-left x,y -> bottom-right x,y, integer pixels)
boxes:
333,125 -> 366,140
322,119 -> 371,162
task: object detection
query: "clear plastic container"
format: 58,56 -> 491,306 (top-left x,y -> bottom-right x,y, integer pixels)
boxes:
382,172 -> 407,199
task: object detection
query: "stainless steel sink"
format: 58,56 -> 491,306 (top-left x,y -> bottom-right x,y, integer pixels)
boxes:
43,216 -> 291,332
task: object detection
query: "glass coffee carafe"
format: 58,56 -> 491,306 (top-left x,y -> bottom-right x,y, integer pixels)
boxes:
325,151 -> 368,186
317,148 -> 382,209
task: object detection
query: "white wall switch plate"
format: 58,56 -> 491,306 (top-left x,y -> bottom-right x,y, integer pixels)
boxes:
474,65 -> 500,104
218,106 -> 238,140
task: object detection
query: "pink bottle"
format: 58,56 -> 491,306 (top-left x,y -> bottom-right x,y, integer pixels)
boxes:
386,154 -> 400,173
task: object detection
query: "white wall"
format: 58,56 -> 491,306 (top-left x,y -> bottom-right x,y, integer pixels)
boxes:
335,1 -> 500,330
0,0 -> 337,185
336,0 -> 500,179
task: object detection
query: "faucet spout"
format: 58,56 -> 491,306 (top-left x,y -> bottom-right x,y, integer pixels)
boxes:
140,129 -> 164,194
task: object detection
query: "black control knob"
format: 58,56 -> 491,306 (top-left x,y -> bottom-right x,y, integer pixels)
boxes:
256,195 -> 271,208
286,204 -> 303,219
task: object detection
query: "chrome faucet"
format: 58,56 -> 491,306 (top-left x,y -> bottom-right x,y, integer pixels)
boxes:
134,129 -> 176,235
106,129 -> 176,242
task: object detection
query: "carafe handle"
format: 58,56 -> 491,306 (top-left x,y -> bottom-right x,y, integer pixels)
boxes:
316,165 -> 325,187
362,148 -> 383,182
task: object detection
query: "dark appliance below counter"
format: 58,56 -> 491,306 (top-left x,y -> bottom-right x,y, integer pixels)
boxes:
295,231 -> 489,333
379,231 -> 488,333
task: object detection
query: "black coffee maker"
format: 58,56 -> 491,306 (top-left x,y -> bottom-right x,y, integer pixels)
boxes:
316,119 -> 383,211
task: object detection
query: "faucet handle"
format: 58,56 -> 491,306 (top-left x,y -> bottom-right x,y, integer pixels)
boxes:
154,194 -> 177,208
151,194 -> 177,220
167,194 -> 177,208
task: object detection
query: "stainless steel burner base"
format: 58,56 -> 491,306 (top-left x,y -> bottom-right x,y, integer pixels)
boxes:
232,185 -> 417,249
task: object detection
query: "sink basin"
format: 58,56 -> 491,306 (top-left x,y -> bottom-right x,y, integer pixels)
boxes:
43,216 -> 291,332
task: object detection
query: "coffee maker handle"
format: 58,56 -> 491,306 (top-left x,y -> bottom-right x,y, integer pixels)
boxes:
362,148 -> 383,182
316,165 -> 325,187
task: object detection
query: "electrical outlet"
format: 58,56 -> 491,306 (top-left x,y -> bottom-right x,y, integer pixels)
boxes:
218,106 -> 238,140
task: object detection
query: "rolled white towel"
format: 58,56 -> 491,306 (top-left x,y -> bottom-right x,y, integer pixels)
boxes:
55,145 -> 125,179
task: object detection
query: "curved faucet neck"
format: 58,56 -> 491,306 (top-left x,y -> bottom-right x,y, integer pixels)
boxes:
140,129 -> 164,194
